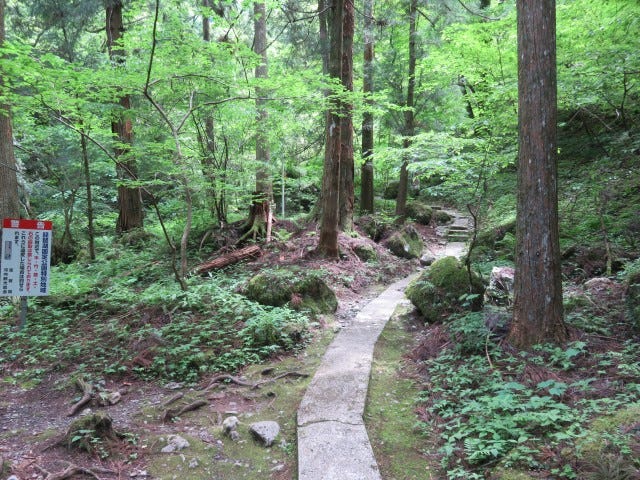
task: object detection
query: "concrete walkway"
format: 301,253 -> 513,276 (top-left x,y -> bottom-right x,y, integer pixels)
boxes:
297,274 -> 418,480
297,210 -> 469,480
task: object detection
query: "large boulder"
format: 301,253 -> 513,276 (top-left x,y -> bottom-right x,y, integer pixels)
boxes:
357,215 -> 393,242
244,268 -> 337,314
385,224 -> 423,259
406,256 -> 484,323
405,202 -> 433,225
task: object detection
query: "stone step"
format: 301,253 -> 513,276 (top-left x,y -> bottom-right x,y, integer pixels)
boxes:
449,225 -> 469,231
447,234 -> 469,242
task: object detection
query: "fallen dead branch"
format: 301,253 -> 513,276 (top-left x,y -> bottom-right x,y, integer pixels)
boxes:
161,399 -> 209,423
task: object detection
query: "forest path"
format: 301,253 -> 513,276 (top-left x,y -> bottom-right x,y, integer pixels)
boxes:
296,210 -> 468,480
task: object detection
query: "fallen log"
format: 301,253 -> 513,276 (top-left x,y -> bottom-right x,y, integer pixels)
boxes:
194,245 -> 261,274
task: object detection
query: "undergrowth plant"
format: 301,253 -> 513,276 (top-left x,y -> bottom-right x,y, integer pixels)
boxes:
417,312 -> 640,479
0,255 -> 310,384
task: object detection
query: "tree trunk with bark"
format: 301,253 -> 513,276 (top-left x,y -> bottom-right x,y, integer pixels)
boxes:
106,1 -> 144,234
360,0 -> 375,214
0,2 -> 19,221
395,0 -> 417,221
317,0 -> 344,258
508,0 -> 567,348
244,1 -> 273,243
338,0 -> 354,231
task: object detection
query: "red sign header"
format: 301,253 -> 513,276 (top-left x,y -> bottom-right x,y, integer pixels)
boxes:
2,218 -> 53,230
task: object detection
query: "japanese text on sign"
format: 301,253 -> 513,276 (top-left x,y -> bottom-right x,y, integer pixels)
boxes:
1,218 -> 53,297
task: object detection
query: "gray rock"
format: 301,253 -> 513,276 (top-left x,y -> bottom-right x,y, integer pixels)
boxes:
7,476 -> 20,480
419,254 -> 436,266
249,421 -> 280,447
222,415 -> 239,435
161,434 -> 190,453
484,266 -> 515,306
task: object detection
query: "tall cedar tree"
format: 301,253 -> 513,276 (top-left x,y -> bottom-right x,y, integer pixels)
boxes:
509,0 -> 567,347
106,1 -> 144,234
0,1 -> 19,221
395,0 -> 417,220
360,0 -> 375,214
338,0 -> 354,231
317,0 -> 344,258
241,1 -> 274,242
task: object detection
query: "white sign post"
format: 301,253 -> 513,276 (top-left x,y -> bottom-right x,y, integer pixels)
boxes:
1,218 -> 53,328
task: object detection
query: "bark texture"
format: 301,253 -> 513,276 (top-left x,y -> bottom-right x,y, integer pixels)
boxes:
106,1 -> 144,234
317,0 -> 344,258
509,0 -> 567,348
395,0 -> 417,220
338,0 -> 354,231
0,1 -> 19,221
360,0 -> 375,214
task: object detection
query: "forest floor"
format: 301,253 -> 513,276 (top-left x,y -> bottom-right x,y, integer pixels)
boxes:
0,220 -> 441,480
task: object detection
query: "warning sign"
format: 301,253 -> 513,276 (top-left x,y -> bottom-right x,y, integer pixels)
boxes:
1,218 -> 53,296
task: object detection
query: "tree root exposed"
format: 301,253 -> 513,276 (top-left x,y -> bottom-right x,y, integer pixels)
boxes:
161,399 -> 209,423
67,378 -> 94,417
201,371 -> 309,392
35,463 -> 115,480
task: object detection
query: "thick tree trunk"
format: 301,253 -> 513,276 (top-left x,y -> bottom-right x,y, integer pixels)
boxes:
338,0 -> 354,231
200,0 -> 227,226
251,2 -> 273,242
360,0 -> 375,214
106,1 -> 144,234
509,0 -> 567,348
395,0 -> 417,221
317,0 -> 344,258
0,2 -> 19,221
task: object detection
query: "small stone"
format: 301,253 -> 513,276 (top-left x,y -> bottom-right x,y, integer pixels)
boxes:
164,382 -> 184,390
161,434 -> 190,453
271,464 -> 286,472
188,458 -> 199,468
420,254 -> 436,266
249,421 -> 280,447
222,415 -> 239,434
7,476 -> 20,480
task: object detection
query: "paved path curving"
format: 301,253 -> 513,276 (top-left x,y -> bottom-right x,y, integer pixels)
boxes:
297,211 -> 469,480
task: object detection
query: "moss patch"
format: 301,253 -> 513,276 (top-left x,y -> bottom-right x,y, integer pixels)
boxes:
386,225 -> 423,259
406,256 -> 484,323
406,202 -> 433,225
244,268 -> 337,314
366,302 -> 440,479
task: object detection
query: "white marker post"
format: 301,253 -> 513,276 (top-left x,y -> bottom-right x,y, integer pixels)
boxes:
1,218 -> 53,329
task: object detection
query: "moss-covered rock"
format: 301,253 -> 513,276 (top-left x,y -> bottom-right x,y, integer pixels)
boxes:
475,217 -> 516,250
244,268 -> 337,314
406,256 -> 484,323
357,215 -> 393,242
385,224 -> 423,259
405,202 -> 433,225
353,243 -> 378,263
433,209 -> 452,225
